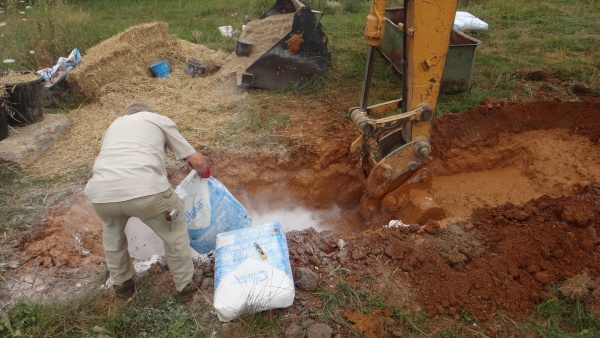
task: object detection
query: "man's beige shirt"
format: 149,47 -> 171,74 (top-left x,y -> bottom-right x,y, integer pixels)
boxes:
84,112 -> 196,203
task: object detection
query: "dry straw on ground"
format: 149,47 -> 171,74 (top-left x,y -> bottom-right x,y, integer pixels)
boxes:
29,21 -> 250,178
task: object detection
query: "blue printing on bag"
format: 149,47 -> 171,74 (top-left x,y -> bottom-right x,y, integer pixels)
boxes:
188,177 -> 251,254
214,221 -> 292,288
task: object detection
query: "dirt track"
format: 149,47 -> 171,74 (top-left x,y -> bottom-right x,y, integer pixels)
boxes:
4,95 -> 599,336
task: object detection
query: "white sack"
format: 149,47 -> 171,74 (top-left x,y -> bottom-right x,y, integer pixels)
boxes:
213,221 -> 295,322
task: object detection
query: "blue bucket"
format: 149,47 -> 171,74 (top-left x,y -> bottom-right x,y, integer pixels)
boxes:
150,60 -> 170,78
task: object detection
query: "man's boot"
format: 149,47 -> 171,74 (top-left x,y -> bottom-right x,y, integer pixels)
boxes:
176,281 -> 198,303
114,278 -> 135,299
176,269 -> 203,303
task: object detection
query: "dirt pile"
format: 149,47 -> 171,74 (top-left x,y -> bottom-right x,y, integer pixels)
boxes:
284,183 -> 599,335
21,193 -> 104,270
431,99 -> 600,155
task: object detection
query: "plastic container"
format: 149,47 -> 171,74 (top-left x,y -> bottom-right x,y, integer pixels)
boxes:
0,71 -> 45,126
150,60 -> 170,78
184,59 -> 206,77
213,221 -> 295,322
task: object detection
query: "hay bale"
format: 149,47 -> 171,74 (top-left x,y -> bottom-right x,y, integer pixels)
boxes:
67,21 -> 226,98
67,22 -> 175,97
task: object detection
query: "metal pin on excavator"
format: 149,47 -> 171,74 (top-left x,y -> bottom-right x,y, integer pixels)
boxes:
351,0 -> 458,225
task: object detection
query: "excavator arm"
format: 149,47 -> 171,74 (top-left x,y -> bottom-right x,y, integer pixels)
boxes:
351,0 -> 458,224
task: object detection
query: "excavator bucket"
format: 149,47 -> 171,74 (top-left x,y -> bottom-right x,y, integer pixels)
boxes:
220,0 -> 330,90
350,0 -> 458,225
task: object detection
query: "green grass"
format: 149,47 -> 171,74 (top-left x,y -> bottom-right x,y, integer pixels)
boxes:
311,280 -> 437,337
0,283 -> 216,337
533,294 -> 600,337
1,0 -> 598,114
217,310 -> 283,337
0,165 -> 51,241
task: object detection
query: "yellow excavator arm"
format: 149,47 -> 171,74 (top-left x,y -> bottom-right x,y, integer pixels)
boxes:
351,0 -> 458,225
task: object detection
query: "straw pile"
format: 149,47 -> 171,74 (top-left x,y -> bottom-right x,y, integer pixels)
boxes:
29,21 -> 251,178
68,22 -> 225,98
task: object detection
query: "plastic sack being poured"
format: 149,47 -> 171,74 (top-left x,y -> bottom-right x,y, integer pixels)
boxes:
175,171 -> 251,254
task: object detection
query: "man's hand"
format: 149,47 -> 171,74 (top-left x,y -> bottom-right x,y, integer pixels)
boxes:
186,152 -> 211,178
199,164 -> 211,178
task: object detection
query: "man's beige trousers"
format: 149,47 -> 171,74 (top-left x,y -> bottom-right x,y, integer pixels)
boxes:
92,188 -> 193,292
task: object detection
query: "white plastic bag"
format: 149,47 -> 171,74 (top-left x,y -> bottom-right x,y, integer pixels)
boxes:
175,171 -> 251,254
218,25 -> 233,37
454,11 -> 489,31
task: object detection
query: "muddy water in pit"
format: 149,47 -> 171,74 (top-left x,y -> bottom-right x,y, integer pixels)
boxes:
428,128 -> 600,222
216,99 -> 600,233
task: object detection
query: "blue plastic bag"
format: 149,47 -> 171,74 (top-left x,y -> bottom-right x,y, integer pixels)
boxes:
175,171 -> 251,254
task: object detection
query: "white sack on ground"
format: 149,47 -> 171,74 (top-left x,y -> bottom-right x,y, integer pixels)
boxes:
213,221 -> 295,322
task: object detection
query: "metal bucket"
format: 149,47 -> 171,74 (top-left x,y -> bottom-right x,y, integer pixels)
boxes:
185,59 -> 206,77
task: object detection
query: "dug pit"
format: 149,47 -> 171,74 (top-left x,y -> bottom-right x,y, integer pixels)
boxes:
216,99 -> 600,234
